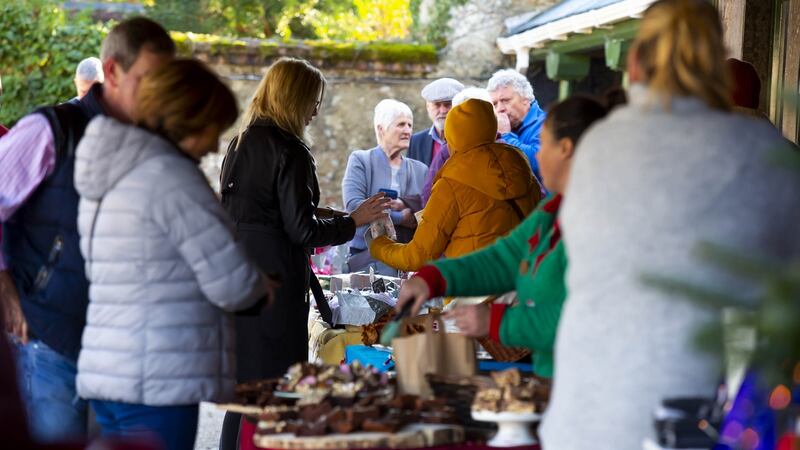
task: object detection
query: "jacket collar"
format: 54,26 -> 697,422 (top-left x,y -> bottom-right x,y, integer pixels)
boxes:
628,83 -> 709,113
428,125 -> 445,145
515,99 -> 545,134
79,83 -> 108,120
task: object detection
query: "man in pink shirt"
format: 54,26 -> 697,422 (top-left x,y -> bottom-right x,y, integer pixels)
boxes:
0,18 -> 174,443
0,75 -> 8,137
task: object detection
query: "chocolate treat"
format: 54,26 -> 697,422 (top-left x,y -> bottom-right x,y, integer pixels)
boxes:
260,406 -> 299,422
505,399 -> 536,414
473,369 -> 550,413
256,421 -> 290,435
331,396 -> 356,407
296,419 -> 327,437
235,379 -> 280,405
354,405 -> 381,421
420,410 -> 457,424
330,420 -> 357,434
472,388 -> 502,412
299,402 -> 332,422
324,407 -> 346,425
388,394 -> 418,410
491,368 -> 521,388
362,418 -> 403,433
285,421 -> 301,434
355,393 -> 376,407
420,397 -> 448,409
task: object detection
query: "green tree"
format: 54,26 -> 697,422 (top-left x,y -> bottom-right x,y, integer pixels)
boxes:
0,0 -> 106,126
276,0 -> 411,41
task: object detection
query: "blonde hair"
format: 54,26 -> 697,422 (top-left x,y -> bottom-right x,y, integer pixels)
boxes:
633,0 -> 732,111
237,57 -> 326,147
134,58 -> 238,143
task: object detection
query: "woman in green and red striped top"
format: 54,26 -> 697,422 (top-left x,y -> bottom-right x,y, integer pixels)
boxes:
396,95 -> 616,378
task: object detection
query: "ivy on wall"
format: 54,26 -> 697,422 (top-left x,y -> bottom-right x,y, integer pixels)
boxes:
0,0 -> 106,126
172,31 -> 437,65
411,0 -> 469,46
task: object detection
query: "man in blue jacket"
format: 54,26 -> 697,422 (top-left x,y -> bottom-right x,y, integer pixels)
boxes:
487,69 -> 546,182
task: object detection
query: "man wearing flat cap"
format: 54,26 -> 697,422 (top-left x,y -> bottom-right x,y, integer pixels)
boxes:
407,78 -> 464,167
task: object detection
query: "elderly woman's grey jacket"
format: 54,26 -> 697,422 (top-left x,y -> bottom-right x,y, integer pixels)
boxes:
342,146 -> 428,251
74,117 -> 264,406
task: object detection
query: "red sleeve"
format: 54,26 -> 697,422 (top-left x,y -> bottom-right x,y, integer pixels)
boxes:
414,265 -> 447,298
488,303 -> 508,343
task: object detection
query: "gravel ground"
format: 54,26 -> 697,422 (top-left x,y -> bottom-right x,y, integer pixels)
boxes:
194,402 -> 226,450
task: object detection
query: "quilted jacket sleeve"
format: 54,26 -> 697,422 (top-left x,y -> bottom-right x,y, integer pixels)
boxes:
152,176 -> 264,312
369,179 -> 460,271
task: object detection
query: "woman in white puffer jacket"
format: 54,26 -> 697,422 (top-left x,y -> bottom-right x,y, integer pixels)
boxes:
73,59 -> 269,450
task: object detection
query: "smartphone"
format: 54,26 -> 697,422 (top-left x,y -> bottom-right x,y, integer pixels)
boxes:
378,188 -> 399,200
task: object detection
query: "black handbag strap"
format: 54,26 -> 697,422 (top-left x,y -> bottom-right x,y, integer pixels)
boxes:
309,271 -> 334,327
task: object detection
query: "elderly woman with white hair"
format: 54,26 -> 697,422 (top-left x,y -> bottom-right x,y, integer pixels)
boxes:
342,99 -> 428,275
487,69 -> 546,180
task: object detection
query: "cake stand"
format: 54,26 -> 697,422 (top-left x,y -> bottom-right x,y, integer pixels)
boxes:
471,410 -> 541,447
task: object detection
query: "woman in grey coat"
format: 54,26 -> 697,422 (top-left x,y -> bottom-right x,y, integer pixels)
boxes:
74,60 -> 268,450
342,99 -> 428,275
541,1 -> 800,449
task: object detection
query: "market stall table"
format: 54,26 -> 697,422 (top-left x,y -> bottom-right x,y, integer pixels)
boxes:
238,418 -> 541,450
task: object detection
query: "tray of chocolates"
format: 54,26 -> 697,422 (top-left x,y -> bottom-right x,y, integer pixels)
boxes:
218,362 -> 463,448
227,361 -> 392,410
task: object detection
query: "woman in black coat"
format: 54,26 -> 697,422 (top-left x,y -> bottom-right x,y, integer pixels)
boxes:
218,57 -> 388,448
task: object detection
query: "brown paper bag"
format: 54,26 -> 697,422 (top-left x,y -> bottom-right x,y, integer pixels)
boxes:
392,314 -> 476,397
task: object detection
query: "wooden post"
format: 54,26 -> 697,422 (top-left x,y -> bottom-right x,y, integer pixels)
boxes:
515,48 -> 530,73
605,38 -> 630,71
719,0 -> 747,59
780,0 -> 800,142
559,80 -> 572,100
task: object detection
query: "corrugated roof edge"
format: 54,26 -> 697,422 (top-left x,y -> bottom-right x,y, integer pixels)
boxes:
504,0 -> 627,37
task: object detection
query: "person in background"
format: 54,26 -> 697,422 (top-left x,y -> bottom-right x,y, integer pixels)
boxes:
541,1 -> 800,449
369,98 -> 541,272
343,99 -> 428,275
74,58 -> 270,450
0,76 -> 7,137
73,57 -> 104,101
727,58 -> 768,120
408,77 -> 463,167
0,17 -> 174,443
397,95 -> 612,379
602,86 -> 628,110
487,69 -> 546,181
420,86 -> 494,206
218,57 -> 389,449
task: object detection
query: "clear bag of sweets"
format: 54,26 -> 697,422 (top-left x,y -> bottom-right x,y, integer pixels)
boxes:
369,212 -> 397,241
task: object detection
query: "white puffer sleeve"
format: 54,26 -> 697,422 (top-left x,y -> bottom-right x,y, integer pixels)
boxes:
151,169 -> 265,312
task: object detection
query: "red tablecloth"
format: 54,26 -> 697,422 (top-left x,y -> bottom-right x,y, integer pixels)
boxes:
239,418 -> 540,450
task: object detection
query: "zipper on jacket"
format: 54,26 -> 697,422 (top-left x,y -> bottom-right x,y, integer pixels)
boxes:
33,234 -> 64,293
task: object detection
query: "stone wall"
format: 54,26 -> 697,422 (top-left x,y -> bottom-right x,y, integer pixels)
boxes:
437,0 -> 558,79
